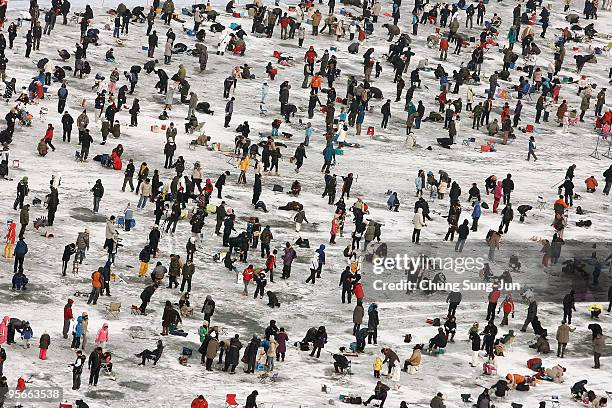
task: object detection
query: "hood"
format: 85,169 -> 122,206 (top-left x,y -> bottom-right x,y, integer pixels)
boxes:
77,316 -> 83,323
497,181 -> 503,187
318,244 -> 326,252
68,299 -> 74,305
102,323 -> 108,328
1,316 -> 9,325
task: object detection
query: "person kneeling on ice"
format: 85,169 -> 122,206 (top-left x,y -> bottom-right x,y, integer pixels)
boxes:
493,378 -> 510,397
544,364 -> 566,383
355,327 -> 368,352
505,373 -> 535,390
12,270 -> 28,290
136,339 -> 164,366
333,347 -> 350,373
363,381 -> 390,407
571,380 -> 588,400
428,327 -> 447,352
529,331 -> 551,354
266,291 -> 280,308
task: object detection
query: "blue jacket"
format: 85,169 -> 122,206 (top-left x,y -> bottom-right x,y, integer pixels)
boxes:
14,240 -> 28,257
12,273 -> 28,288
74,316 -> 83,337
101,261 -> 111,282
58,87 -> 68,100
356,108 -> 366,124
415,177 -> 423,190
139,246 -> 152,263
472,202 -> 481,219
323,143 -> 334,162
316,245 -> 326,265
20,326 -> 33,340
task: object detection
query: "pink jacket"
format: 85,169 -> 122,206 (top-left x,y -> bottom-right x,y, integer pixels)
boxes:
0,316 -> 9,344
96,324 -> 109,343
493,181 -> 503,199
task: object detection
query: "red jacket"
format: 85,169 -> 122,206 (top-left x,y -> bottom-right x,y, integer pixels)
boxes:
353,282 -> 364,299
488,289 -> 501,303
64,303 -> 74,320
266,255 -> 276,269
191,398 -> 209,408
305,49 -> 317,64
243,267 -> 254,282
440,38 -> 449,50
44,128 -> 54,141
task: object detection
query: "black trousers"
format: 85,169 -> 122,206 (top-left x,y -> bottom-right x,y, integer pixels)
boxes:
486,302 -> 497,321
89,368 -> 100,385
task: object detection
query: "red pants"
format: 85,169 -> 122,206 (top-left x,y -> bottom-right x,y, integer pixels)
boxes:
493,197 -> 500,213
39,348 -> 47,360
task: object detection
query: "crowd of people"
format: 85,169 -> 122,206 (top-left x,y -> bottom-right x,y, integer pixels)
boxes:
0,0 -> 611,406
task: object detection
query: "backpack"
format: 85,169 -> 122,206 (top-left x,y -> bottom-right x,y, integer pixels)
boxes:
527,357 -> 542,370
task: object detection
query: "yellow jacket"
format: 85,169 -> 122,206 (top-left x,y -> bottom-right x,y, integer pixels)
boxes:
373,357 -> 383,371
239,157 -> 250,171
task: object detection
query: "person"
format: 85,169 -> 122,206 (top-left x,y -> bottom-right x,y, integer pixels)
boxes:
363,381 -> 390,407
428,327 -> 448,352
88,347 -> 103,386
71,350 -> 86,390
191,395 -> 209,408
39,331 -> 50,360
430,393 -> 446,408
333,348 -> 350,373
136,339 -> 164,366
590,324 -> 604,369
245,391 -> 258,408
556,320 -> 575,358
139,283 -> 158,315
13,237 -> 27,274
91,179 -> 104,213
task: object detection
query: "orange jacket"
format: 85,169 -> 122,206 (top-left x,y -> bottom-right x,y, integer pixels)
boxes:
191,398 -> 209,408
502,299 -> 514,314
585,177 -> 598,190
440,38 -> 449,50
91,271 -> 103,289
311,75 -> 322,89
507,373 -> 525,385
554,198 -> 569,209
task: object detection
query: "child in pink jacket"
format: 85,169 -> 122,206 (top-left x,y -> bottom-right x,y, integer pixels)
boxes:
96,323 -> 109,348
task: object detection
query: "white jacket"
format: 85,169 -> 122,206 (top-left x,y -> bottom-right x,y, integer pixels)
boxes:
311,253 -> 320,269
105,220 -> 117,240
295,7 -> 304,23
413,208 -> 426,229
466,87 -> 474,103
192,168 -> 203,180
